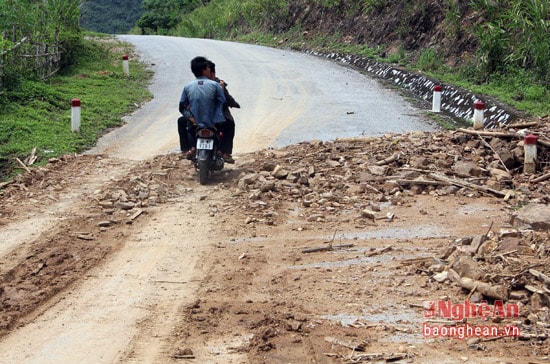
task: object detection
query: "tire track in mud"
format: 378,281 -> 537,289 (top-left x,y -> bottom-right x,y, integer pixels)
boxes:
0,151 -> 253,362
0,154 -> 205,341
0,155 -> 138,337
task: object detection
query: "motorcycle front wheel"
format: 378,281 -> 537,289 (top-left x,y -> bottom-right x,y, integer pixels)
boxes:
198,160 -> 210,185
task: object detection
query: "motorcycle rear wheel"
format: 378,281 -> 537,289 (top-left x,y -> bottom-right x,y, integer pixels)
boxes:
198,160 -> 209,185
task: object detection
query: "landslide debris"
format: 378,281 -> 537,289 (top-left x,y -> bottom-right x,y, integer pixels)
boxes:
0,117 -> 548,350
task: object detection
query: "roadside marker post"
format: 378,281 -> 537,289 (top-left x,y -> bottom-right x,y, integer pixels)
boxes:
71,98 -> 81,133
473,100 -> 485,129
122,54 -> 129,77
432,85 -> 442,112
524,134 -> 538,174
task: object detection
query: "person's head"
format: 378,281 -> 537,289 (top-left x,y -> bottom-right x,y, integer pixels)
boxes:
206,60 -> 216,80
190,56 -> 210,78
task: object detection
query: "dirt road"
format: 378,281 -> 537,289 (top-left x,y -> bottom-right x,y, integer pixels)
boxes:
0,35 -> 435,363
0,37 -> 548,363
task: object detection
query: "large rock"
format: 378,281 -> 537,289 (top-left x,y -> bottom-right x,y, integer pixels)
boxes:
512,204 -> 550,231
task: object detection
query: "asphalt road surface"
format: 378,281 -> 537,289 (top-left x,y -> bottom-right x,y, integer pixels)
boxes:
89,35 -> 438,159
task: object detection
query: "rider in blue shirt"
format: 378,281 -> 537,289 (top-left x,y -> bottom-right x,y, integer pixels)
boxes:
179,56 -> 226,157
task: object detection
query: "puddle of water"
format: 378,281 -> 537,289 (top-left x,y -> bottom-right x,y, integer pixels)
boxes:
229,224 -> 450,245
339,225 -> 450,240
322,306 -> 426,343
289,244 -> 433,270
289,252 -> 425,270
206,333 -> 254,355
457,203 -> 498,215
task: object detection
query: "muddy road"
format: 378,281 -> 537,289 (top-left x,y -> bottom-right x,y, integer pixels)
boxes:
1,37 -> 546,364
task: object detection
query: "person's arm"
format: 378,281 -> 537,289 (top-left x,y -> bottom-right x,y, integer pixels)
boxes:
182,109 -> 196,125
179,87 -> 189,115
224,88 -> 240,109
213,83 -> 227,124
218,78 -> 240,108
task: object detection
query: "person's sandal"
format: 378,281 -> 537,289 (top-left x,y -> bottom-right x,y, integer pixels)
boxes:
223,154 -> 235,164
184,148 -> 195,160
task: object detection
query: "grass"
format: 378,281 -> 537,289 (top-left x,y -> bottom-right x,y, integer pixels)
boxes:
0,34 -> 153,180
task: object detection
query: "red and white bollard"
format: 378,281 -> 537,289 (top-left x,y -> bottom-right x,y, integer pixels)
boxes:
473,100 -> 485,129
524,134 -> 538,174
432,85 -> 442,112
71,98 -> 81,133
122,54 -> 129,77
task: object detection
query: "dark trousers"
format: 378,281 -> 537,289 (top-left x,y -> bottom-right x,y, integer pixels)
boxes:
177,116 -> 197,152
217,121 -> 235,155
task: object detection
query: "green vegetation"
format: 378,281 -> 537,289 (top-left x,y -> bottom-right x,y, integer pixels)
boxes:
1,0 -> 82,89
80,0 -> 144,34
0,36 -> 153,180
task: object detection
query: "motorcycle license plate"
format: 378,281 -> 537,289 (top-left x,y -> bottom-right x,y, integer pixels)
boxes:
197,138 -> 214,150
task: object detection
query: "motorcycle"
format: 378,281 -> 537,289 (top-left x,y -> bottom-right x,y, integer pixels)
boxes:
193,126 -> 224,185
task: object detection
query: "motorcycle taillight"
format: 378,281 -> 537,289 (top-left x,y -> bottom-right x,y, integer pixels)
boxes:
198,129 -> 214,138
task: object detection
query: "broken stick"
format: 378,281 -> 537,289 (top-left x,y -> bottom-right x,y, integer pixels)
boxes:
324,336 -> 367,351
15,157 -> 31,173
429,173 -> 506,198
376,153 -> 400,166
532,172 -> 550,183
302,244 -> 354,253
448,269 -> 508,300
457,128 -> 516,138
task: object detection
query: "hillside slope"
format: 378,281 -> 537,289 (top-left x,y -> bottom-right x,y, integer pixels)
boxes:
80,0 -> 143,33
280,0 -> 477,63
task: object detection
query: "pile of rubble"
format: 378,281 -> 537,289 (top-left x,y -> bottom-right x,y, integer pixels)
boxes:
235,117 -> 549,225
233,116 -> 550,342
1,114 -> 548,345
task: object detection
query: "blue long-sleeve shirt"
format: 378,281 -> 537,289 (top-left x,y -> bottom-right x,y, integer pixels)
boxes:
179,76 -> 226,128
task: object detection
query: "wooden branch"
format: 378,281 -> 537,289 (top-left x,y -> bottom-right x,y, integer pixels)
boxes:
457,127 -> 550,147
529,269 -> 550,292
126,208 -> 143,224
0,36 -> 28,56
507,121 -> 539,128
348,353 -> 406,361
399,257 -> 434,266
478,135 -> 509,172
529,269 -> 550,285
457,128 -> 516,138
394,179 -> 446,186
448,269 -> 508,300
519,333 -> 549,340
364,245 -> 393,257
364,183 -> 382,194
0,180 -> 15,189
376,153 -> 400,166
525,285 -> 547,295
24,147 -> 37,166
302,244 -> 354,253
531,172 -> 550,183
324,336 -> 367,351
429,173 -> 506,197
15,157 -> 31,173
